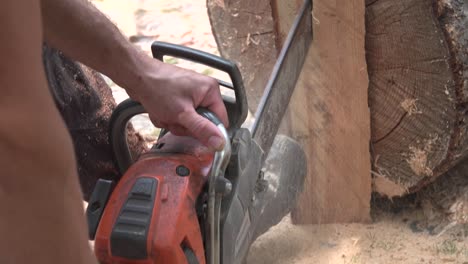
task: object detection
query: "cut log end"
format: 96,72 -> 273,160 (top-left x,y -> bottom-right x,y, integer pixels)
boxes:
368,0 -> 467,196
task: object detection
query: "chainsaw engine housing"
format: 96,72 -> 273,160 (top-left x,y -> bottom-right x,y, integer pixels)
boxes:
92,134 -> 213,264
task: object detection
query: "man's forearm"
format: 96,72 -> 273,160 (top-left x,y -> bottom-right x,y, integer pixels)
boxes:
41,0 -> 147,90
41,0 -> 229,151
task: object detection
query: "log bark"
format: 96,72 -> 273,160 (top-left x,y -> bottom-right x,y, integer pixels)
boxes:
416,156 -> 468,235
208,0 -> 468,204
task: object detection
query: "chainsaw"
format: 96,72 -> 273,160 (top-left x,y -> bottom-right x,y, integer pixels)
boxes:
86,1 -> 312,263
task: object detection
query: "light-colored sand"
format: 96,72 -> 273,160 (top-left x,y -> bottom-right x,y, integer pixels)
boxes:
248,214 -> 468,264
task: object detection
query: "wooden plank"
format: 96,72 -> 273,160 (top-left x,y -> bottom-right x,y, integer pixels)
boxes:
287,0 -> 372,224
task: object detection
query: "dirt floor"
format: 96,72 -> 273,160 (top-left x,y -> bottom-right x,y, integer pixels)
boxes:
90,0 -> 468,263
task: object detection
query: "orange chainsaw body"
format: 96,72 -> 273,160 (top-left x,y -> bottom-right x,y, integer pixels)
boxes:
94,135 -> 213,264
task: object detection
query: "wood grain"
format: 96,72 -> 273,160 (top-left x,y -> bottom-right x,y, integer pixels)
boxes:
207,0 -> 277,111
367,0 -> 467,194
367,0 -> 454,192
289,0 -> 372,224
271,0 -> 303,48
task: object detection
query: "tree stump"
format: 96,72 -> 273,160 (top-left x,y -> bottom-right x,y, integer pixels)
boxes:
207,0 -> 468,223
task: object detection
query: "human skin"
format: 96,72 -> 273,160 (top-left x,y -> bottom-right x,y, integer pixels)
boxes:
0,1 -> 97,263
41,0 -> 229,150
1,0 -> 228,263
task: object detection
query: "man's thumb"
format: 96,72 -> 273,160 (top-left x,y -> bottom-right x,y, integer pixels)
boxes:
179,110 -> 225,151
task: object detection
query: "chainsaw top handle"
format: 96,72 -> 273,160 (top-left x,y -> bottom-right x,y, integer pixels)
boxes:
151,41 -> 248,129
110,41 -> 247,174
109,99 -> 230,175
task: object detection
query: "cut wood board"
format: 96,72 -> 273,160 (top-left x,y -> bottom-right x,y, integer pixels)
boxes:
287,0 -> 372,224
208,0 -> 372,224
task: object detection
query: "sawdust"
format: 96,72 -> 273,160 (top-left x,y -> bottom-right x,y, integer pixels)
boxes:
247,214 -> 468,264
406,136 -> 438,177
407,146 -> 433,176
400,98 -> 422,116
371,155 -> 408,198
372,175 -> 408,198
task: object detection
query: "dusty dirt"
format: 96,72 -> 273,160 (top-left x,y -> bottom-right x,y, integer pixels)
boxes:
89,0 -> 468,263
248,212 -> 468,264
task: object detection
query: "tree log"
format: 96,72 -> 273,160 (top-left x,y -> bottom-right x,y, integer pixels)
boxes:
368,0 -> 468,196
207,0 -> 468,214
207,0 -> 278,111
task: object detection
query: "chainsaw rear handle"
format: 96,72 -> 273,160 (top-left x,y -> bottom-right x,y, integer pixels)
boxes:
151,41 -> 248,129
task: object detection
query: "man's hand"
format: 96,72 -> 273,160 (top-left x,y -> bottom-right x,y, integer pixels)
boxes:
126,55 -> 229,151
41,0 -> 229,151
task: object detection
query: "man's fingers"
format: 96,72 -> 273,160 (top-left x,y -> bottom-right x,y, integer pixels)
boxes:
167,124 -> 188,137
200,81 -> 229,127
178,110 -> 225,151
149,117 -> 167,129
208,98 -> 229,127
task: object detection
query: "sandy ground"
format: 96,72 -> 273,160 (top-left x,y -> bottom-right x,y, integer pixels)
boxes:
248,212 -> 468,264
89,1 -> 468,263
